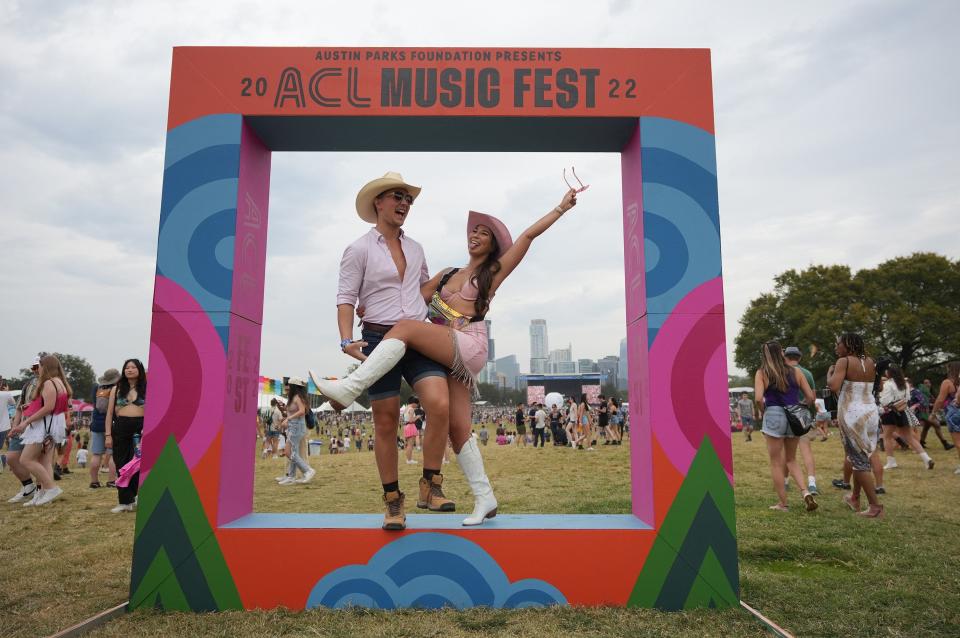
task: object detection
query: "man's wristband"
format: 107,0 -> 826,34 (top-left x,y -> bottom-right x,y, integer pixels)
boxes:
340,338 -> 353,351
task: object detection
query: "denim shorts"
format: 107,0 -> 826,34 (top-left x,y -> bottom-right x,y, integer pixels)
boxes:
90,431 -> 111,455
7,432 -> 24,453
761,406 -> 795,438
362,328 -> 448,401
946,404 -> 960,434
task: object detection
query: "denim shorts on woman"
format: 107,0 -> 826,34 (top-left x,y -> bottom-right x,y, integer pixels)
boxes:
761,406 -> 795,438
362,328 -> 448,401
946,404 -> 960,434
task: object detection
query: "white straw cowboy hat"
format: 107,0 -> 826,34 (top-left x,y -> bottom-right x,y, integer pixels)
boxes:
287,377 -> 307,387
355,172 -> 422,223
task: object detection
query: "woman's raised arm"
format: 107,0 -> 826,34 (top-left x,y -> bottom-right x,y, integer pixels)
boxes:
490,188 -> 578,294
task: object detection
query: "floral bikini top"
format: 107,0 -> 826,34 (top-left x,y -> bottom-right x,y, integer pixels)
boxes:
427,268 -> 487,330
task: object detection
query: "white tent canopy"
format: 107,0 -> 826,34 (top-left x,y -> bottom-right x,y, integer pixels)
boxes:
316,401 -> 370,413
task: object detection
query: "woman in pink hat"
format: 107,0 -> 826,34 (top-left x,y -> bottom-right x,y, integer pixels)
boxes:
314,186 -> 581,525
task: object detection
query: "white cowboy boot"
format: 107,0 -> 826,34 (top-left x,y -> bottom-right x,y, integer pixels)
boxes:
311,338 -> 406,409
456,437 -> 498,526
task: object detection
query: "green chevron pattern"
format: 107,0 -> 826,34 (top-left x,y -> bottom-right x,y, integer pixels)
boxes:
628,437 -> 739,609
129,436 -> 242,611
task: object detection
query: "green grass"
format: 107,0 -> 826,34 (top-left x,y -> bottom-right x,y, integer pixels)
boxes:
2,433 -> 958,637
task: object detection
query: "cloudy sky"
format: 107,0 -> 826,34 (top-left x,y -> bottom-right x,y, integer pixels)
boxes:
1,1 -> 957,385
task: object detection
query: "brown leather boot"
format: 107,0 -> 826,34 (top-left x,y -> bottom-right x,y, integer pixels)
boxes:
382,490 -> 406,530
417,474 -> 456,512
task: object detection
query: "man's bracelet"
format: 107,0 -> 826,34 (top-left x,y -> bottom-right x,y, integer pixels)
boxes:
554,206 -> 565,215
340,338 -> 353,351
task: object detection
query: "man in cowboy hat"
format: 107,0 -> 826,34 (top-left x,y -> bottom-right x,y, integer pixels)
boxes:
317,172 -> 453,530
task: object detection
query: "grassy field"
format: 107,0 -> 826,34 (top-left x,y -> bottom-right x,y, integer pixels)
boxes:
2,431 -> 958,637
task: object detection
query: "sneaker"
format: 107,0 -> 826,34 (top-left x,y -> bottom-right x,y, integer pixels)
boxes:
274,476 -> 287,482
417,474 -> 456,512
405,459 -> 417,465
883,458 -> 898,470
61,467 -> 71,475
587,447 -> 595,451
23,488 -> 44,507
105,481 -> 117,488
7,484 -> 36,503
803,492 -> 818,512
831,479 -> 851,490
807,484 -> 819,496
382,490 -> 406,530
954,466 -> 960,475
89,481 -> 102,489
34,486 -> 63,506
945,442 -> 956,451
111,503 -> 134,513
926,458 -> 935,470
278,476 -> 296,485
875,486 -> 887,495
296,468 -> 316,484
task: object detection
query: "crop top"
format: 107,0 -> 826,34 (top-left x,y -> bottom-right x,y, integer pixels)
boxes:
427,268 -> 489,329
116,392 -> 145,408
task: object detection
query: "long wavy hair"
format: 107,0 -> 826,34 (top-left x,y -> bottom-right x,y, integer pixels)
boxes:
472,234 -> 501,318
760,341 -> 791,393
885,363 -> 906,391
36,354 -> 73,399
116,358 -> 146,401
286,382 -> 308,413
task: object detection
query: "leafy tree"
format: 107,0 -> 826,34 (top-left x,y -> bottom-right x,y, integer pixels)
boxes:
55,353 -> 97,397
735,253 -> 960,385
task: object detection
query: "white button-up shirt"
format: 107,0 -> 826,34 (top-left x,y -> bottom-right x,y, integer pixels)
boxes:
336,228 -> 429,324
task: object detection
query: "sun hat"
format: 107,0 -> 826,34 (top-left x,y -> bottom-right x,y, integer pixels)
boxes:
355,172 -> 422,224
98,368 -> 121,385
31,356 -> 41,367
287,377 -> 307,387
467,211 -> 513,260
784,346 -> 802,358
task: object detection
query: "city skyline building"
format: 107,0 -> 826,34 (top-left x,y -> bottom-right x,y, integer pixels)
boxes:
495,354 -> 520,389
618,338 -> 628,388
529,319 -> 548,375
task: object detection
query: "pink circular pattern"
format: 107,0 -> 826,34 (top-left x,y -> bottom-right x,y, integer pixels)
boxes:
649,277 -> 733,480
141,276 -> 225,478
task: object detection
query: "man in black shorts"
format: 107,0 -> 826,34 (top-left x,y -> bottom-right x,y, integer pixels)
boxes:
322,172 -> 454,530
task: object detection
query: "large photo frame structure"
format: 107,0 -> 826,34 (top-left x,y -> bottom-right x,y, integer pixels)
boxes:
133,47 -> 736,611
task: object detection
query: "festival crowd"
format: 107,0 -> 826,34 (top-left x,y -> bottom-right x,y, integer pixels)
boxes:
741,336 -> 960,518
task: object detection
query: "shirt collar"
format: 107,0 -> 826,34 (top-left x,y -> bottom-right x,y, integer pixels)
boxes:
369,227 -> 405,242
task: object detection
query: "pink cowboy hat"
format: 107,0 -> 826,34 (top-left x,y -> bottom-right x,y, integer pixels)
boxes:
467,211 -> 513,260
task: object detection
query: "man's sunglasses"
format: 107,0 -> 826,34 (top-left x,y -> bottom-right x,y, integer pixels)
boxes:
382,191 -> 414,205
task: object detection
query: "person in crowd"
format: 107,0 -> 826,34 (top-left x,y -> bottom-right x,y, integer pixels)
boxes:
6,357 -> 41,503
277,378 -> 316,485
813,397 -> 831,440
879,364 -> 935,470
264,398 -> 280,458
549,404 -> 563,446
606,396 -> 622,445
479,423 -> 489,446
784,346 -> 819,495
597,395 -> 611,445
564,396 -> 579,447
736,391 -> 755,442
76,444 -> 89,468
9,354 -> 72,506
828,333 -> 883,518
578,393 -> 594,451
104,359 -> 146,513
533,403 -> 547,448
88,368 -> 120,489
754,341 -> 818,512
0,381 -> 17,475
919,376 -> 955,450
929,361 -> 960,475
402,397 -> 419,465
314,180 -> 579,526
